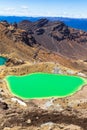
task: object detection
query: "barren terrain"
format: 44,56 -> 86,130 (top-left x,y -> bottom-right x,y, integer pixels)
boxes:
0,20 -> 87,130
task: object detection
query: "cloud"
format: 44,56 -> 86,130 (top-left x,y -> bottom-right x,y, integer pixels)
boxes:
0,5 -> 86,18
21,5 -> 29,9
4,7 -> 15,11
0,5 -> 30,16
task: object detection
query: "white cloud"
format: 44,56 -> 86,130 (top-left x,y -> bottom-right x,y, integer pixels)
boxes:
0,5 -> 30,16
0,5 -> 87,18
4,7 -> 15,11
21,5 -> 29,9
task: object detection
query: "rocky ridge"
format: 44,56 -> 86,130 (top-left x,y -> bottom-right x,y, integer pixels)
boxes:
18,18 -> 87,60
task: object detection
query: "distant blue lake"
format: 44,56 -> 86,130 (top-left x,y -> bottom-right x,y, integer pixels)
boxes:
0,16 -> 87,32
0,56 -> 8,65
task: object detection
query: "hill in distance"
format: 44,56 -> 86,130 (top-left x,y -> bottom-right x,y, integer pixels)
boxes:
0,16 -> 87,31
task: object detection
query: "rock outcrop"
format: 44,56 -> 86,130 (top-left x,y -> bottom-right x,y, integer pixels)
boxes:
0,21 -> 36,47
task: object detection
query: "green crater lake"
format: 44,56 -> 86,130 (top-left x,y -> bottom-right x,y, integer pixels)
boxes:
5,73 -> 87,99
0,56 -> 8,65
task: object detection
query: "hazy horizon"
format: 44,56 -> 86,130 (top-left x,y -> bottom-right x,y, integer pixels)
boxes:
1,16 -> 87,19
0,0 -> 87,18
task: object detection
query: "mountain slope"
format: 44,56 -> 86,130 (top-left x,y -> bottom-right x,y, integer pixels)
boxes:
0,20 -> 87,73
18,19 -> 87,60
0,20 -> 79,70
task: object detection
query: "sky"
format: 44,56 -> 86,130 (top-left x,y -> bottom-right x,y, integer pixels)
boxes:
0,0 -> 87,18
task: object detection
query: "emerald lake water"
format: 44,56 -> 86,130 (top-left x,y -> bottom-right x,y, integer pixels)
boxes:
0,56 -> 7,65
5,73 -> 87,99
